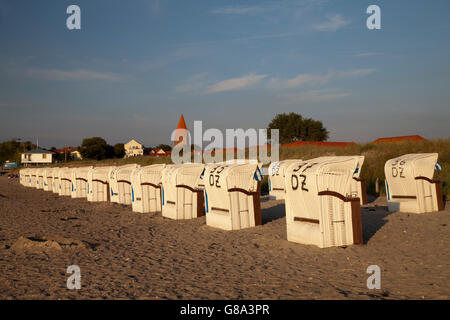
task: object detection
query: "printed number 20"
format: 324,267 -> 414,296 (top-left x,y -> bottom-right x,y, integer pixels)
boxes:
209,174 -> 220,188
291,174 -> 308,191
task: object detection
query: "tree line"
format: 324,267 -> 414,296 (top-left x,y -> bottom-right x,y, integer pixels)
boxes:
1,112 -> 328,163
0,139 -> 36,164
79,137 -> 172,160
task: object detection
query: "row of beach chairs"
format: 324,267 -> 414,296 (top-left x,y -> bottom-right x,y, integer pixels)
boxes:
19,153 -> 443,248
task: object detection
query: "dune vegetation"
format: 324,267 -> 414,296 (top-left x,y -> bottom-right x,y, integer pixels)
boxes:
16,139 -> 450,199
275,138 -> 450,199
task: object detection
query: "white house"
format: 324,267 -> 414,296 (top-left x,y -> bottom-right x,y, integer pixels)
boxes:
21,148 -> 53,166
151,148 -> 168,156
124,139 -> 144,158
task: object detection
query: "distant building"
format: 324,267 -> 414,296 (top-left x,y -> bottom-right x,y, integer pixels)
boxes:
150,148 -> 169,156
55,146 -> 82,160
124,139 -> 144,158
70,150 -> 83,160
55,146 -> 78,154
173,114 -> 189,147
373,135 -> 426,144
21,148 -> 53,166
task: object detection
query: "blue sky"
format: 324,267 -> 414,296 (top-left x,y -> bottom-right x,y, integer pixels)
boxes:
0,0 -> 449,148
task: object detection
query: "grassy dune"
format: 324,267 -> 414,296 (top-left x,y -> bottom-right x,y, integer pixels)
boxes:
19,139 -> 450,199
55,155 -> 170,167
276,139 -> 450,199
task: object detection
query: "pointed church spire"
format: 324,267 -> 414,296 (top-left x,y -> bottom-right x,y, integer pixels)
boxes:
174,114 -> 189,146
176,113 -> 187,130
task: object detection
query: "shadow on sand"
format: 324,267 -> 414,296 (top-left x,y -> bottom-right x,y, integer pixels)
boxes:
261,203 -> 286,224
259,195 -> 396,243
365,194 -> 378,204
361,205 -> 393,244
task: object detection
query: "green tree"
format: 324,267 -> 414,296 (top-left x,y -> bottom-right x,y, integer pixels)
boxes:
22,141 -> 36,151
267,112 -> 329,144
113,143 -> 125,158
0,139 -> 21,164
80,137 -> 111,160
0,139 -> 39,165
55,152 -> 66,162
106,144 -> 115,159
143,147 -> 153,155
155,144 -> 172,152
300,118 -> 329,141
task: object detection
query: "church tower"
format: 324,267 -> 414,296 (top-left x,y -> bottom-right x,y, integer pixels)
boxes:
174,114 -> 189,147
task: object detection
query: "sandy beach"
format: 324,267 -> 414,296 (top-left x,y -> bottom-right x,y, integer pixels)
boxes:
0,175 -> 449,300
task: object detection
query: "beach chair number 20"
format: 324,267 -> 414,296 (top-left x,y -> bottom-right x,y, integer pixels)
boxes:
291,174 -> 308,192
209,166 -> 226,188
391,160 -> 406,178
209,174 -> 221,188
290,162 -> 319,192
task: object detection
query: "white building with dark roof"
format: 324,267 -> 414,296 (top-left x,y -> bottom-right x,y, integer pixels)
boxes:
21,148 -> 53,166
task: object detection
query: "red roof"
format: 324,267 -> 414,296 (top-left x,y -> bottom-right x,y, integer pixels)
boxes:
281,141 -> 356,148
373,135 -> 426,144
54,146 -> 79,153
248,144 -> 271,149
146,150 -> 171,157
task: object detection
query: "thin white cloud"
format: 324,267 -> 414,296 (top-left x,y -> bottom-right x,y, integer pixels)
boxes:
27,68 -> 121,81
232,32 -> 303,42
268,73 -> 332,90
337,68 -> 376,78
210,6 -> 267,15
211,1 -> 328,16
177,32 -> 306,49
176,68 -> 374,95
140,47 -> 201,71
313,14 -> 350,31
205,73 -> 267,94
175,73 -> 208,93
268,68 -> 375,90
353,52 -> 383,58
280,90 -> 350,104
